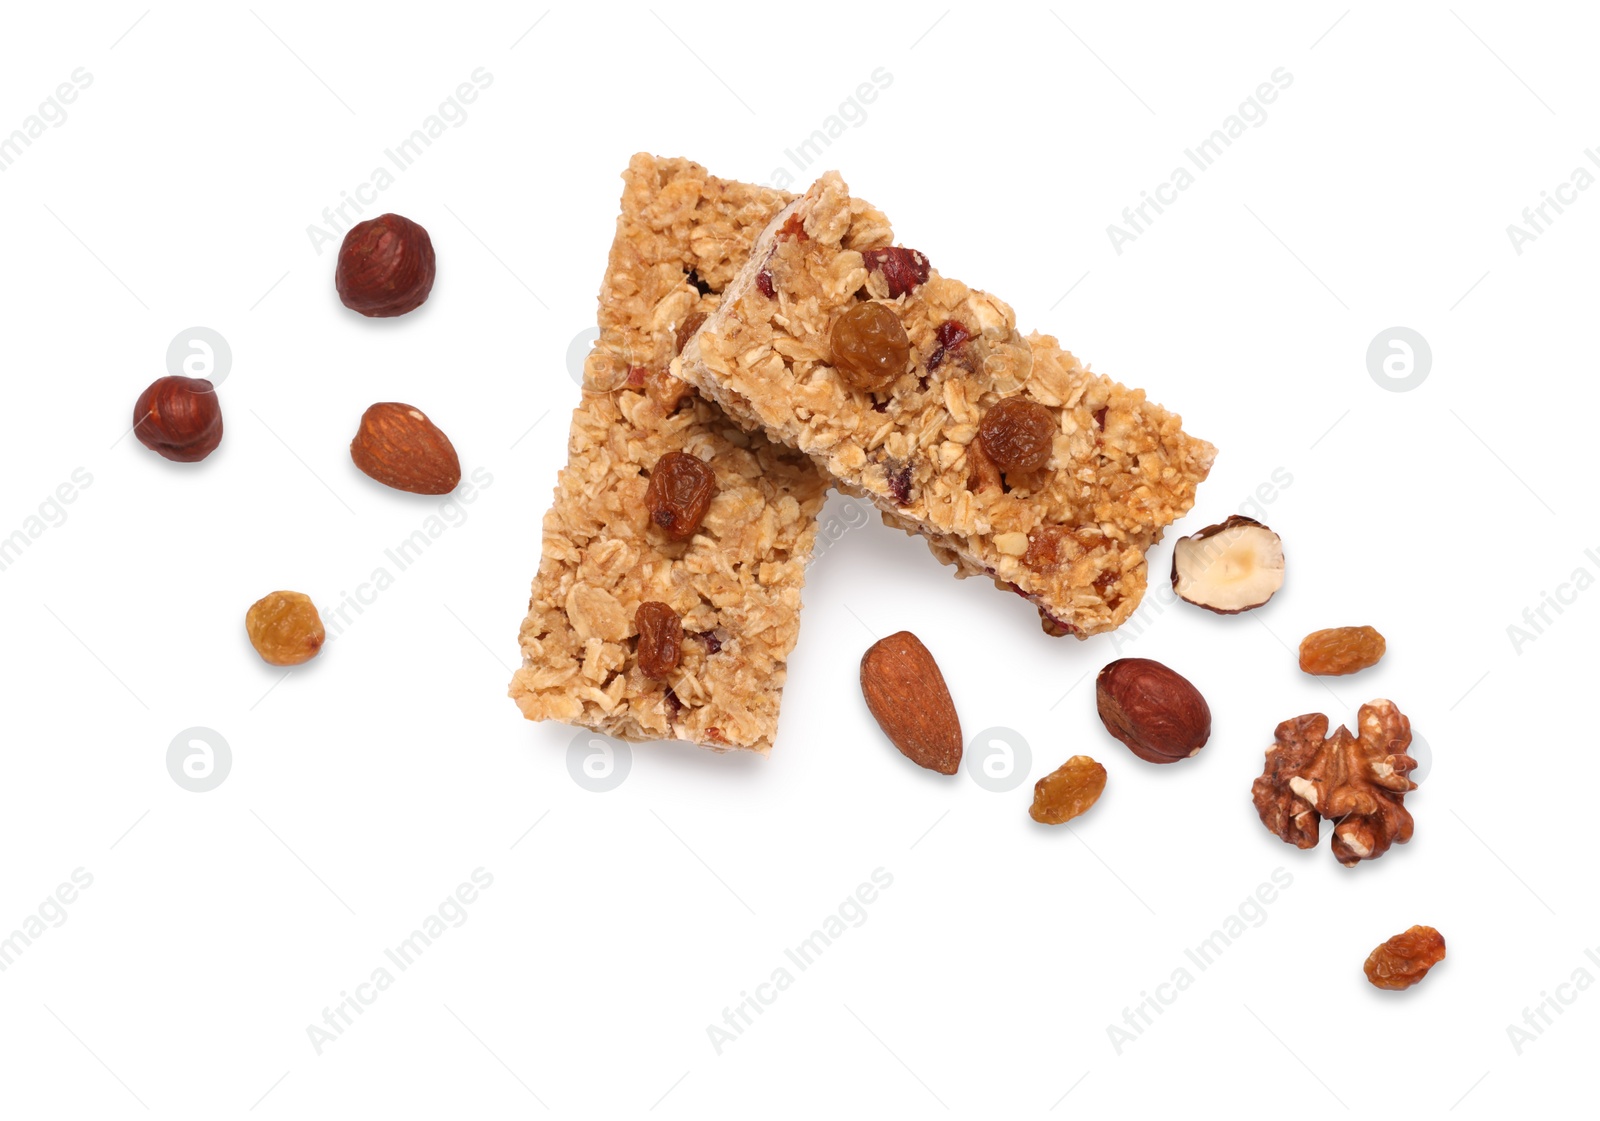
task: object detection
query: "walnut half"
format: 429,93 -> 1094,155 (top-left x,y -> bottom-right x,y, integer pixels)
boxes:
1251,699 -> 1418,867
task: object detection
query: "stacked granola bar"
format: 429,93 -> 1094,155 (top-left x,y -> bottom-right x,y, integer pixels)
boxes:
677,172 -> 1215,638
513,160 -> 1214,753
509,156 -> 829,753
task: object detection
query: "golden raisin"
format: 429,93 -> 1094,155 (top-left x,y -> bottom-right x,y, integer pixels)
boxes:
635,601 -> 683,679
644,368 -> 693,413
1364,925 -> 1446,990
1029,756 -> 1107,824
965,438 -> 1002,493
978,397 -> 1055,473
1299,625 -> 1386,676
831,301 -> 909,392
1023,526 -> 1094,569
675,311 -> 707,355
778,212 -> 809,241
644,451 -> 716,540
245,591 -> 325,666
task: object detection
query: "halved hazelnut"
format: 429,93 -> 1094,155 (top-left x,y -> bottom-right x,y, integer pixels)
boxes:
1171,515 -> 1285,614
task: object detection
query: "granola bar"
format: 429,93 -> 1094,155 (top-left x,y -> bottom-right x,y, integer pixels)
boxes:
677,172 -> 1216,637
509,155 -> 830,752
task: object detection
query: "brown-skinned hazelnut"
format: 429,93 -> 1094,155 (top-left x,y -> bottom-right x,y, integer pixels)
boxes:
336,213 -> 435,317
1095,657 -> 1211,764
132,376 -> 223,462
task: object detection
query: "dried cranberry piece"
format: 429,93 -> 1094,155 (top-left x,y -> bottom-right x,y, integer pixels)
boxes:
755,269 -> 776,299
695,630 -> 723,655
1094,406 -> 1108,429
862,247 -> 930,298
887,462 -> 913,505
927,319 -> 972,372
625,366 -> 648,389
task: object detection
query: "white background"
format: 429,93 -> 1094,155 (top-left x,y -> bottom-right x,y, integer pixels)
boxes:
0,2 -> 1593,1117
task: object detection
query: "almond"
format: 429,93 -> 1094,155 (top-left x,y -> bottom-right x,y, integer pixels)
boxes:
350,402 -> 461,495
860,631 -> 962,774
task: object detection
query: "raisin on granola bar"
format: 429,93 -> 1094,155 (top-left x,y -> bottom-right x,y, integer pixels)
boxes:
676,172 -> 1215,637
509,155 -> 829,752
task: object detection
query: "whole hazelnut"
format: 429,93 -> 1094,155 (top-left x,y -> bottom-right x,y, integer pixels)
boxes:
1095,657 -> 1211,764
133,376 -> 223,462
335,213 -> 436,317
